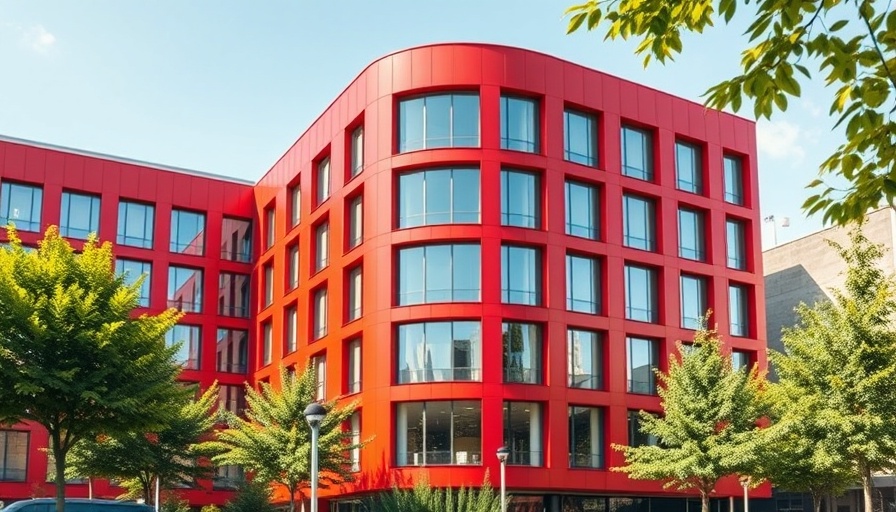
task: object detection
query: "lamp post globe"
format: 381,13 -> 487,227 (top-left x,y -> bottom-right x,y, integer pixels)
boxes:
304,403 -> 327,512
496,446 -> 510,512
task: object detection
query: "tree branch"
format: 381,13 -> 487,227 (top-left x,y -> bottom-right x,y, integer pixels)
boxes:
856,1 -> 896,111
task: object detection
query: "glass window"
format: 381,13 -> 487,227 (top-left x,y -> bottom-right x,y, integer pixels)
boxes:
314,287 -> 328,340
627,336 -> 659,394
118,201 -> 154,248
218,272 -> 250,318
502,322 -> 542,384
218,385 -> 246,416
566,180 -> 599,240
284,305 -> 297,354
216,328 -> 248,374
621,125 -> 653,180
0,182 -> 42,232
397,321 -> 482,383
263,264 -> 274,308
623,194 -> 656,251
350,412 -> 361,471
60,191 -> 100,239
221,217 -> 251,262
213,465 -> 245,490
680,274 -> 707,330
287,243 -> 299,290
265,206 -> 275,250
348,266 -> 362,322
724,155 -> 744,205
170,209 -> 206,256
501,245 -> 542,306
675,141 -> 703,194
503,402 -> 543,466
313,354 -> 326,400
315,222 -> 329,272
316,157 -> 331,204
628,411 -> 658,447
116,259 -> 151,307
289,183 -> 301,227
398,167 -> 480,227
0,430 -> 28,481
501,169 -> 540,228
567,254 -> 600,314
167,266 -> 203,313
568,328 -> 602,390
678,208 -> 705,261
731,350 -> 750,371
564,109 -> 597,166
625,265 -> 658,323
351,125 -> 364,178
398,93 -> 480,152
501,95 -> 539,153
347,338 -> 361,394
726,219 -> 747,270
568,406 -> 603,468
398,244 -> 481,305
262,322 -> 272,366
729,284 -> 750,337
348,195 -> 363,249
165,324 -> 201,370
396,400 -> 481,466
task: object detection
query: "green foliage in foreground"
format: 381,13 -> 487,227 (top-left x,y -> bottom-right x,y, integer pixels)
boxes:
222,481 -> 277,512
566,0 -> 896,225
368,476 -> 502,512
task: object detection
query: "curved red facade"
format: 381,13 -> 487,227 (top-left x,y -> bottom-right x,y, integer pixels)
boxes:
0,44 -> 766,511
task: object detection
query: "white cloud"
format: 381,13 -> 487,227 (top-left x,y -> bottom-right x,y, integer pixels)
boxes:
23,24 -> 56,53
756,119 -> 806,163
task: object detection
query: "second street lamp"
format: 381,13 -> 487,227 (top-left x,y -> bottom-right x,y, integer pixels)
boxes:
304,403 -> 327,512
496,446 -> 510,512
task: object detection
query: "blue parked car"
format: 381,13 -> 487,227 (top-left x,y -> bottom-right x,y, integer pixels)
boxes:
0,498 -> 153,512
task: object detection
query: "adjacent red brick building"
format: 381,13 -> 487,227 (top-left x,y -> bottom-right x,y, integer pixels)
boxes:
0,44 -> 766,512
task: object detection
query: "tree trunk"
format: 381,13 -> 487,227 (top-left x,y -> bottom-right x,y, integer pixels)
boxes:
51,429 -> 66,512
700,489 -> 710,512
860,464 -> 874,512
810,490 -> 822,512
827,492 -> 835,512
288,483 -> 297,512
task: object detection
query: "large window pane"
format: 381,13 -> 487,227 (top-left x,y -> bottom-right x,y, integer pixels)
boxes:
219,272 -> 250,317
398,168 -> 481,227
724,155 -> 744,205
262,322 -> 272,366
348,266 -> 362,321
289,183 -> 301,227
397,321 -> 481,383
287,244 -> 299,290
349,195 -> 363,249
625,265 -> 658,323
264,206 -> 275,249
502,322 -> 542,384
0,430 -> 29,481
314,287 -> 328,339
60,191 -> 100,239
285,306 -> 297,354
675,141 -> 703,194
398,93 -> 479,152
564,109 -> 597,166
398,244 -> 481,305
316,157 -> 331,204
623,195 -> 656,251
218,385 -> 246,416
501,95 -> 539,153
315,222 -> 329,272
347,338 -> 362,394
170,209 -> 206,256
501,245 -> 541,305
221,217 -> 251,262
729,284 -> 750,337
726,219 -> 747,270
621,126 -> 653,181
628,411 -> 658,447
501,169 -> 540,228
503,402 -> 543,466
566,180 -> 599,240
567,254 -> 600,314
396,401 -> 482,466
732,350 -> 750,371
568,329 -> 602,389
351,125 -> 364,178
217,328 -> 248,374
678,208 -> 705,261
166,324 -> 201,370
116,259 -> 151,307
0,182 -> 42,232
168,266 -> 203,313
680,274 -> 707,330
569,406 -> 603,468
627,337 -> 659,394
118,201 -> 154,249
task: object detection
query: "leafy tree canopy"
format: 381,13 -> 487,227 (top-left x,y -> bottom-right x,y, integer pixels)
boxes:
0,227 -> 189,512
613,327 -> 766,512
566,0 -> 896,225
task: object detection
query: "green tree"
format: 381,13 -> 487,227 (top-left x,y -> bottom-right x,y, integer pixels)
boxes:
222,480 -> 277,512
613,327 -> 766,512
201,365 -> 364,512
0,227 -> 188,512
66,383 -> 219,505
771,225 -> 896,512
565,0 -> 896,225
368,475 -> 502,512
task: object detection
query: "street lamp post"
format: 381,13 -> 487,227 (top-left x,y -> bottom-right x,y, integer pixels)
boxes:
739,476 -> 750,512
304,403 -> 327,512
496,446 -> 510,512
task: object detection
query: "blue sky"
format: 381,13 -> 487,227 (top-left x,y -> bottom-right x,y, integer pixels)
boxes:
0,1 -> 843,247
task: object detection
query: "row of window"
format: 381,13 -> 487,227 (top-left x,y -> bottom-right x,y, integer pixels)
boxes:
395,92 -> 747,205
0,182 -> 253,260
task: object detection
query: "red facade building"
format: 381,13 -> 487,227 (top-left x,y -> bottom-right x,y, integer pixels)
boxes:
0,44 -> 766,511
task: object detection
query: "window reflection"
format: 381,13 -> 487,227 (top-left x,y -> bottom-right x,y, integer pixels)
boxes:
399,93 -> 480,152
170,209 -> 206,256
397,321 -> 481,383
396,400 -> 482,466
